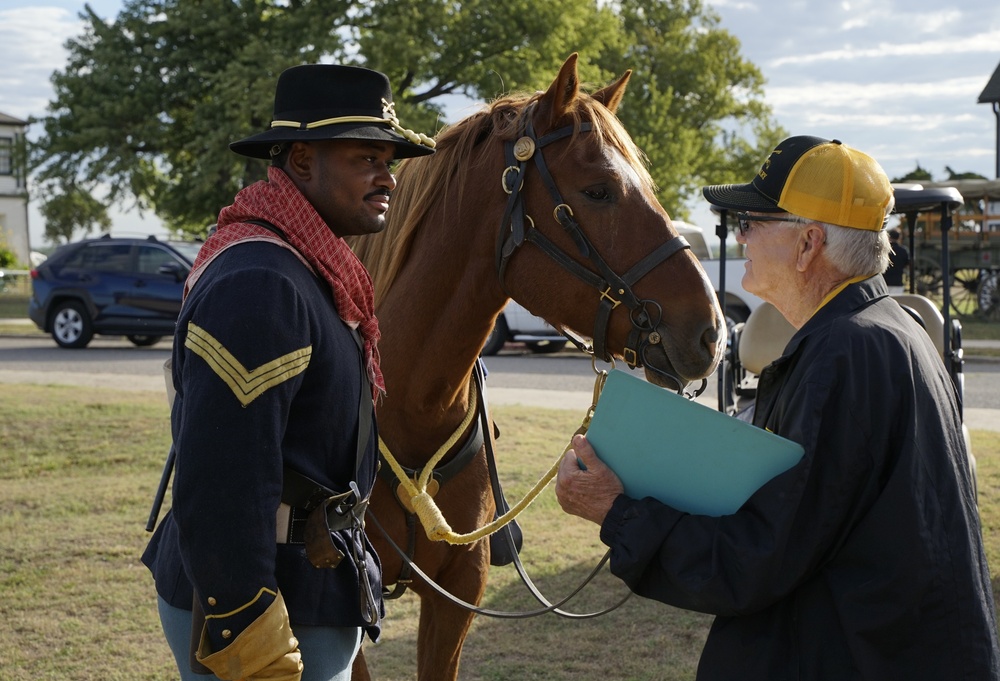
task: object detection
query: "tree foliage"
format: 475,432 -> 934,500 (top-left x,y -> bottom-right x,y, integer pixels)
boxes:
0,239 -> 18,268
38,183 -> 112,243
892,163 -> 989,183
945,165 -> 988,181
594,0 -> 786,214
31,0 -> 784,238
33,0 -> 354,236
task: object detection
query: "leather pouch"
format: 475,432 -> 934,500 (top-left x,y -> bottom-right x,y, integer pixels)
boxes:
303,485 -> 368,569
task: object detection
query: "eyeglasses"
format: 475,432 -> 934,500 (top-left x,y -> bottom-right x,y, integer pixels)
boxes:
735,212 -> 805,236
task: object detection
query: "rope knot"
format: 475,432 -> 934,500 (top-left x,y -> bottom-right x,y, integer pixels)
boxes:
412,492 -> 453,541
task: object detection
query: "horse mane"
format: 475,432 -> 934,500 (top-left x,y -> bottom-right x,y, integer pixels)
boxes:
349,87 -> 655,308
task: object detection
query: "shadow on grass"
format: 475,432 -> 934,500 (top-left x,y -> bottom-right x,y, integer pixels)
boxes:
361,556 -> 711,681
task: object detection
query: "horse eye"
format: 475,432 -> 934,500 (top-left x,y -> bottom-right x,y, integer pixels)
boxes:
584,187 -> 613,202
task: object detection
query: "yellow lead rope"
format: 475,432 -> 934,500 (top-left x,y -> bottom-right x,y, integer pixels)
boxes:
378,370 -> 608,545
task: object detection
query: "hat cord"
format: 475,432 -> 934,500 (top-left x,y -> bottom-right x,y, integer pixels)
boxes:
270,98 -> 435,149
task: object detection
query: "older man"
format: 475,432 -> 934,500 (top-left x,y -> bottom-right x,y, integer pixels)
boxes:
556,136 -> 999,679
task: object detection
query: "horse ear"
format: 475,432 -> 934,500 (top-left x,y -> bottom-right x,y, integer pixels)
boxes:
592,69 -> 632,114
539,53 -> 581,128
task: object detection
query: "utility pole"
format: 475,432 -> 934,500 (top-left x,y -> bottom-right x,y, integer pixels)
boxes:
979,60 -> 1000,179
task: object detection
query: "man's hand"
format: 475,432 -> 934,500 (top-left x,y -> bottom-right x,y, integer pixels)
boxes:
555,434 -> 624,525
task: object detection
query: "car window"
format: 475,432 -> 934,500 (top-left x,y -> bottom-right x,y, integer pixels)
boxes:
137,245 -> 183,274
168,241 -> 203,263
64,243 -> 132,273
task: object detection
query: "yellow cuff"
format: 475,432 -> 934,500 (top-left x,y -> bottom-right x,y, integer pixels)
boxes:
196,590 -> 302,680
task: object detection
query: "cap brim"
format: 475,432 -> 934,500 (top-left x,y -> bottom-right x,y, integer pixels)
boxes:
230,122 -> 435,160
701,182 -> 783,213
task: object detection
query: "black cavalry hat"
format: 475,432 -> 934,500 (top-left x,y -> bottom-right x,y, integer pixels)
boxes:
230,64 -> 436,160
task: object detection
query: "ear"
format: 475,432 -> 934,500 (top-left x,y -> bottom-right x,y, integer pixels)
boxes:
592,69 -> 632,114
796,223 -> 828,272
284,142 -> 314,182
538,53 -> 581,130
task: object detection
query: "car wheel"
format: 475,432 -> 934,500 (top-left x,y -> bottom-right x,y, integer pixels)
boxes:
50,300 -> 94,349
127,334 -> 164,347
525,340 -> 567,354
481,315 -> 509,356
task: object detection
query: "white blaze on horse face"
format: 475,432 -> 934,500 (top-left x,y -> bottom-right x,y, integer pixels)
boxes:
606,146 -> 655,205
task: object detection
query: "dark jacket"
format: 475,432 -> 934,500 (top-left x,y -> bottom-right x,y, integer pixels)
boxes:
884,241 -> 909,286
600,276 -> 999,680
142,241 -> 383,644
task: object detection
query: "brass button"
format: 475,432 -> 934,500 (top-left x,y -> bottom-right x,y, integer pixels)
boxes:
221,629 -> 232,639
207,597 -> 217,606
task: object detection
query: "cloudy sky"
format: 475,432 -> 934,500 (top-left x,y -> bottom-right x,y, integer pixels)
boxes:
2,0 -> 999,247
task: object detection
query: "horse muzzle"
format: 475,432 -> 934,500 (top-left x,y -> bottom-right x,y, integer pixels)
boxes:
638,317 -> 725,393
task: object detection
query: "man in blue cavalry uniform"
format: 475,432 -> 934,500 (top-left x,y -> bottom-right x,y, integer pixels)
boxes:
142,64 -> 434,680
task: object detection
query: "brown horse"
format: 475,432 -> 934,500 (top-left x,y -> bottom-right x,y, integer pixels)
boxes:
349,53 -> 725,680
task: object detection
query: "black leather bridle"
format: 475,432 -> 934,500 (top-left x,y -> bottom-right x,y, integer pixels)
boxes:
495,103 -> 693,389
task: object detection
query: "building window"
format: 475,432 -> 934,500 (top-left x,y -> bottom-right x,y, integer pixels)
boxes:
0,137 -> 12,176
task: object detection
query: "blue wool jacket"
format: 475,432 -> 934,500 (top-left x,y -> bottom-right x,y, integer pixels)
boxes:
142,241 -> 383,647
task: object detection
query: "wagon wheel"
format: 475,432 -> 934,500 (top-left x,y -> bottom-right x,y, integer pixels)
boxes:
912,256 -> 943,299
949,268 -> 984,319
909,258 -> 982,320
978,270 -> 1000,321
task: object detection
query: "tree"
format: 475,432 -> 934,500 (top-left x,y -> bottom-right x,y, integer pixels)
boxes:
316,0 -> 785,218
892,164 -> 934,183
353,0 -> 623,132
945,166 -> 988,181
38,183 -> 112,243
31,0 -> 782,236
892,164 -> 988,183
594,0 -> 786,216
33,0 -> 354,236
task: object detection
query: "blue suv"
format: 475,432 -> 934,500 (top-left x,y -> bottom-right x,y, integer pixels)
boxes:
29,235 -> 202,349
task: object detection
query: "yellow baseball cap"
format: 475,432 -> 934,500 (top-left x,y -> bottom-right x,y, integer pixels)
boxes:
702,136 -> 893,231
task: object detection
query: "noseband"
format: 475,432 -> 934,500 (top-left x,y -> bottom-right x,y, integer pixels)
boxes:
495,104 -> 691,387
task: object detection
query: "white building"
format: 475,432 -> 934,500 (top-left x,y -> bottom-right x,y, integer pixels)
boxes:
0,112 -> 30,266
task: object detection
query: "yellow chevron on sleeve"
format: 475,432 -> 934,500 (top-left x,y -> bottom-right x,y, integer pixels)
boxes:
185,322 -> 312,407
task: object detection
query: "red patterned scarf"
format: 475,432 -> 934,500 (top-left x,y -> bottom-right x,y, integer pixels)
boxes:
186,166 -> 384,398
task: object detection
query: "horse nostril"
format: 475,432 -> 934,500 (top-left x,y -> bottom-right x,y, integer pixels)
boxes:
702,323 -> 721,347
702,323 -> 724,361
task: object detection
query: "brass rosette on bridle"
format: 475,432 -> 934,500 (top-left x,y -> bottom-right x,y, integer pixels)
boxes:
513,136 -> 535,161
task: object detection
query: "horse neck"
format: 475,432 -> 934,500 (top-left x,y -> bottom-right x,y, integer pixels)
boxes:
375,198 -> 506,464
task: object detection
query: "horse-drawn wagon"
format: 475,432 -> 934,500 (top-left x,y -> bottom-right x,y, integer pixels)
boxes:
900,178 -> 1000,320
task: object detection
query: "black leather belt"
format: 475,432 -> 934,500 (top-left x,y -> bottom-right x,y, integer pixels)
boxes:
276,502 -> 312,544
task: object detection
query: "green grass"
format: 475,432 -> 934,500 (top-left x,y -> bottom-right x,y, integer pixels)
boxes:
0,386 -> 175,680
0,385 -> 999,679
964,320 -> 1000,342
0,292 -> 30,319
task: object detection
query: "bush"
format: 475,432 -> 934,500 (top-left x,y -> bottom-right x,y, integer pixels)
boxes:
0,236 -> 21,268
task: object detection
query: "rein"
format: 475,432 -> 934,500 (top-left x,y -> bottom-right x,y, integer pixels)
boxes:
372,361 -> 633,618
378,368 -> 560,546
495,103 -> 692,389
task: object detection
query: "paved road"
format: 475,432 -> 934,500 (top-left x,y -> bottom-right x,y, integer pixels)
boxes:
1,335 -> 997,431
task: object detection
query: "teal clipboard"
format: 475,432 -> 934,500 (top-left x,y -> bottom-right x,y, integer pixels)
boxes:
585,370 -> 804,516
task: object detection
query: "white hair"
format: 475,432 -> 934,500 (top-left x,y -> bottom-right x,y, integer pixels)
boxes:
815,221 -> 890,278
768,213 -> 891,278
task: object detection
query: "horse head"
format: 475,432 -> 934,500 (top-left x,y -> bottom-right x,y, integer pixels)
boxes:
495,53 -> 725,390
